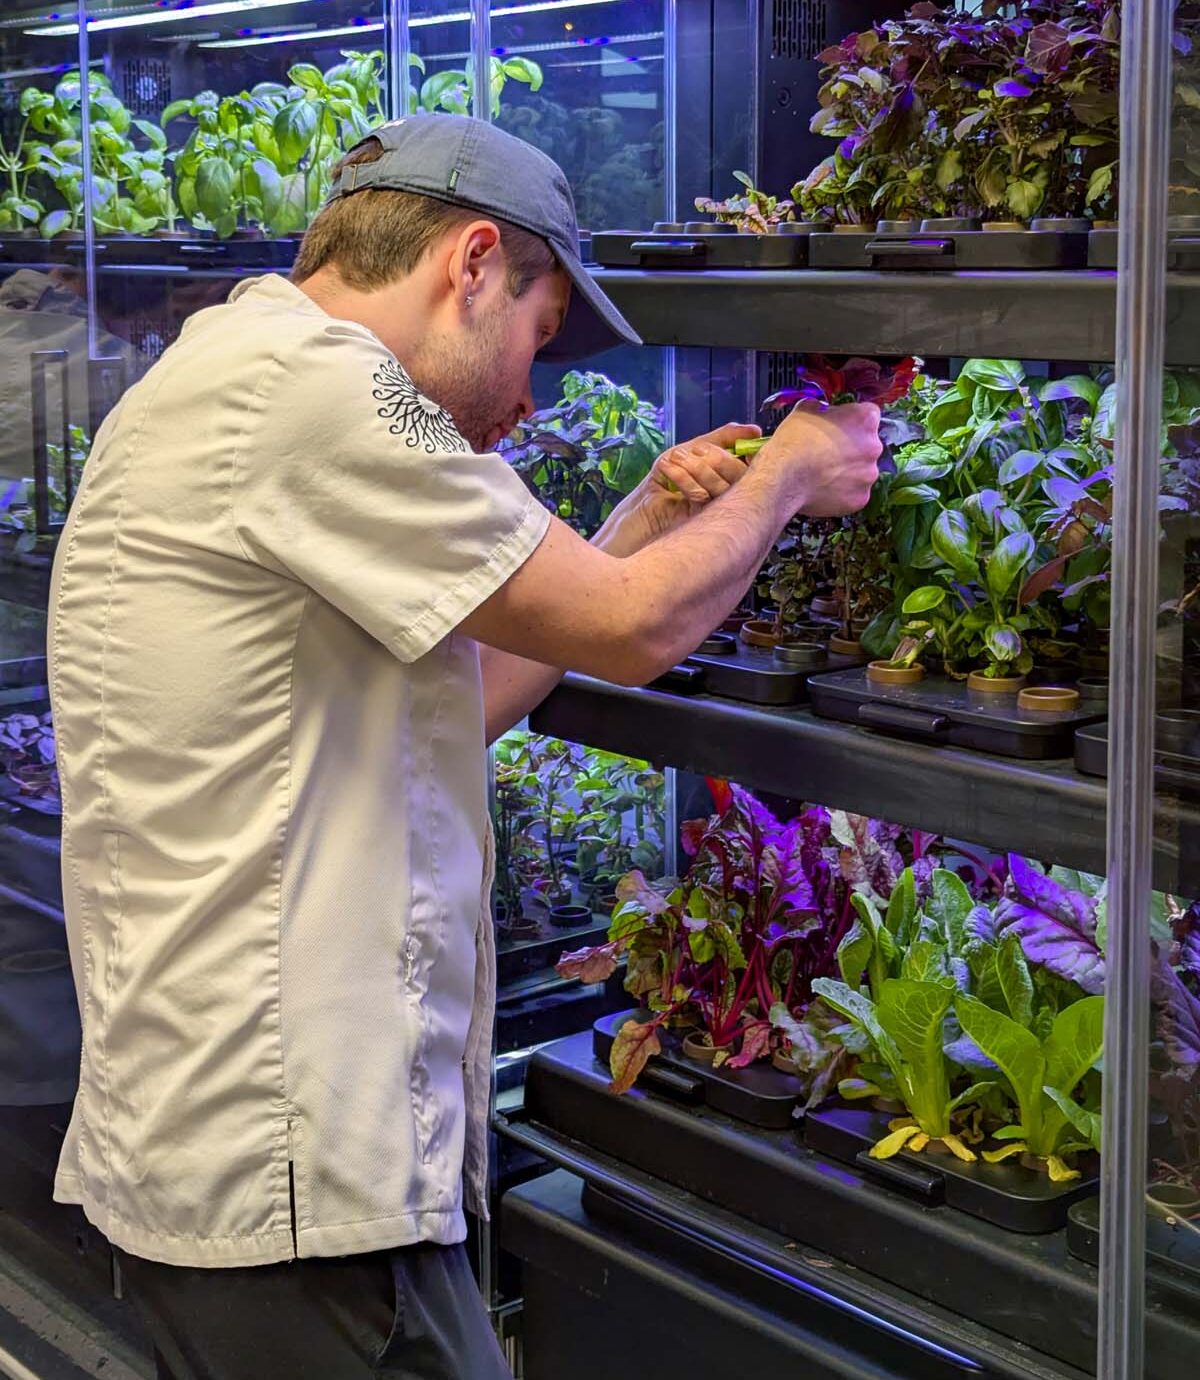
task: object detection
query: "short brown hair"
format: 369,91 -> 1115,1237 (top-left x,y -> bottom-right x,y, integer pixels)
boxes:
291,138 -> 558,296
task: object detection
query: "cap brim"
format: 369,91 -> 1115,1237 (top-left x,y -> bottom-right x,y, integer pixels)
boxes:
537,247 -> 642,363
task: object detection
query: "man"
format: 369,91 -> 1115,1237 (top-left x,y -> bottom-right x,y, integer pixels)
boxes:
48,116 -> 880,1378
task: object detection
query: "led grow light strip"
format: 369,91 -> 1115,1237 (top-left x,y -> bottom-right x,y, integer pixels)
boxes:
28,0 -> 620,39
24,0 -> 321,37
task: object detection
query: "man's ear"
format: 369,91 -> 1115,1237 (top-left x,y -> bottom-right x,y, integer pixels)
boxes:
448,219 -> 505,307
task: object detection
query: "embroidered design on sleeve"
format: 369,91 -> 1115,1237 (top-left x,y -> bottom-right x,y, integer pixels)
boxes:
372,359 -> 466,454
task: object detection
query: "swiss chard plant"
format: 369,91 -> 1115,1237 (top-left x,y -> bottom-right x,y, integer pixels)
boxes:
957,991 -> 1105,1181
502,371 -> 665,537
694,170 -> 797,232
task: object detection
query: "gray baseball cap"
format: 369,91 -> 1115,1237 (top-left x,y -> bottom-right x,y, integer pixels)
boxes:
326,114 -> 641,362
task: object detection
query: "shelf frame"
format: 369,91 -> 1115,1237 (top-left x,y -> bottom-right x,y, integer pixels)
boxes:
529,676 -> 1200,894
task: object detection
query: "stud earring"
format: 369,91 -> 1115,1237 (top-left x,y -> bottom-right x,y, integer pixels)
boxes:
465,294 -> 475,307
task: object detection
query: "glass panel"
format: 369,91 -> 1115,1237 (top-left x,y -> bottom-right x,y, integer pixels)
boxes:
1142,0 -> 1200,1355
75,0 -> 391,244
409,1 -> 486,117
489,0 -> 668,231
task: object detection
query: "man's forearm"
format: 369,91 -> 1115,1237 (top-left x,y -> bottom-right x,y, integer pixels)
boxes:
478,508 -> 639,743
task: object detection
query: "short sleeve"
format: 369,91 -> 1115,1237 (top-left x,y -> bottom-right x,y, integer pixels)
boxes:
233,322 -> 551,663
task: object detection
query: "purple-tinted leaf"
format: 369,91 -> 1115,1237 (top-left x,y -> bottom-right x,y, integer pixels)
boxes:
994,855 -> 1105,994
1026,21 -> 1071,74
967,904 -> 1000,944
1152,955 -> 1200,1070
727,1022 -> 772,1069
1043,475 -> 1088,507
830,811 -> 904,899
995,78 -> 1033,98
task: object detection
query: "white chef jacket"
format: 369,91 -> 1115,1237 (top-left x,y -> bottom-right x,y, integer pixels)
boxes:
48,274 -> 550,1266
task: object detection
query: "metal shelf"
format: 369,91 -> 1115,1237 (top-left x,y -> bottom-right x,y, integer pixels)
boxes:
591,267 -> 1200,367
529,676 -> 1200,894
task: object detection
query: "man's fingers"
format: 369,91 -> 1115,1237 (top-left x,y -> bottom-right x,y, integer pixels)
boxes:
695,421 -> 762,448
655,455 -> 713,503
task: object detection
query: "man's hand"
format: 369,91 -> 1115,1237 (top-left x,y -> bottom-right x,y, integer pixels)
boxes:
593,422 -> 760,557
758,401 -> 882,517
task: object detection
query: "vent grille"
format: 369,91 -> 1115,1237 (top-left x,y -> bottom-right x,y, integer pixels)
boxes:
771,0 -> 828,61
764,351 -> 806,396
120,57 -> 172,116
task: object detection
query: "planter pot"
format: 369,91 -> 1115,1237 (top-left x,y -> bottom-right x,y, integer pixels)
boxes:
832,223 -> 869,234
1156,709 -> 1200,754
681,1031 -> 720,1064
777,220 -> 829,236
500,917 -> 542,942
739,619 -> 782,649
875,219 -> 920,235
921,216 -> 982,232
230,227 -> 265,240
0,228 -> 39,239
1031,217 -> 1091,233
592,892 -> 619,914
1093,219 -> 1119,230
809,595 -> 842,619
152,229 -> 194,240
867,660 -> 924,686
549,903 -> 591,929
789,622 -> 833,642
771,1050 -> 796,1074
773,640 -> 828,670
1076,675 -> 1109,704
849,617 -> 872,638
1080,651 -> 1110,676
720,609 -> 753,633
981,220 -> 1026,232
967,670 -> 1028,694
696,632 -> 737,656
829,635 -> 866,659
1017,685 -> 1081,713
1146,1181 -> 1200,1220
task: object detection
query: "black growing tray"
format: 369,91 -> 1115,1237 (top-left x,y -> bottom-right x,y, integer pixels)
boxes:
1088,224 -> 1200,270
496,915 -> 611,985
591,223 -> 822,270
517,1028 -> 1200,1376
810,220 -> 1089,271
808,666 -> 1105,760
1067,1196 -> 1200,1308
805,1102 -> 1098,1235
594,1011 -> 805,1130
1075,719 -> 1200,797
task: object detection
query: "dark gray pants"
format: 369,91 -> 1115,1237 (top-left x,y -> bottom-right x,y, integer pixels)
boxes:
114,1241 -> 513,1380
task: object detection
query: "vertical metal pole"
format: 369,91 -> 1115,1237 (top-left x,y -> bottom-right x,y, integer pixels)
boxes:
1099,2 -> 1173,1377
471,0 -> 493,122
663,0 -> 677,223
386,0 -> 413,118
77,0 -> 98,362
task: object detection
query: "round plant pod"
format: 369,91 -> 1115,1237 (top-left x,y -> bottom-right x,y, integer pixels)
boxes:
720,610 -> 753,633
875,219 -> 920,235
921,216 -> 982,233
789,622 -> 833,642
773,640 -> 828,670
696,632 -> 737,656
1030,217 -> 1091,232
867,660 -> 925,686
832,222 -> 869,234
1168,214 -> 1200,233
829,635 -> 867,659
772,1050 -> 796,1074
683,220 -> 735,235
980,220 -> 1025,232
1075,676 -> 1110,704
967,670 -> 1028,694
548,903 -> 591,929
739,619 -> 782,649
1146,1182 -> 1200,1219
1017,686 -> 1081,713
809,595 -> 842,619
1093,219 -> 1119,230
652,221 -> 685,233
682,1031 -> 720,1064
777,221 -> 828,235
